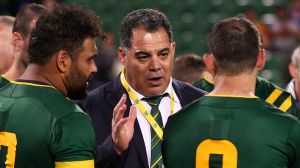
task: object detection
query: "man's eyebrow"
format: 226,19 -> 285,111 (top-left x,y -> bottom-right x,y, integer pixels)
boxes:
135,50 -> 151,56
159,48 -> 170,53
88,54 -> 98,60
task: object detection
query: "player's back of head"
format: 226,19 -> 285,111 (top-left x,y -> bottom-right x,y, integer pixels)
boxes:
208,17 -> 262,75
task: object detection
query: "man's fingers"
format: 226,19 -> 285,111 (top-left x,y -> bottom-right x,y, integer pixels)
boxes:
113,94 -> 126,120
114,106 -> 136,135
115,104 -> 127,123
114,118 -> 129,132
127,106 -> 137,126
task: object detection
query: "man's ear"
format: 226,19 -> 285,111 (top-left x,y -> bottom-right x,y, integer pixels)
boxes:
289,63 -> 298,79
203,53 -> 216,76
171,42 -> 176,59
118,47 -> 126,65
56,50 -> 71,73
12,32 -> 24,50
257,48 -> 266,71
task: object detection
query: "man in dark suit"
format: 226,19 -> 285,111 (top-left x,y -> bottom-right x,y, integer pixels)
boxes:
79,8 -> 206,168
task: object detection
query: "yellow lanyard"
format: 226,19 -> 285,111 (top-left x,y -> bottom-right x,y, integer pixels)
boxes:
120,71 -> 175,140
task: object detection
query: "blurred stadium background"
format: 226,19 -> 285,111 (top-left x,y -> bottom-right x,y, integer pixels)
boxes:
0,0 -> 296,87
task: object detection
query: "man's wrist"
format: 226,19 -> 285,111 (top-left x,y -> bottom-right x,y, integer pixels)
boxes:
112,142 -> 123,156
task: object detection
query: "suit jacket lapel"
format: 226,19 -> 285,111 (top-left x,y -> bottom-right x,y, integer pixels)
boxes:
132,121 -> 148,168
172,80 -> 186,106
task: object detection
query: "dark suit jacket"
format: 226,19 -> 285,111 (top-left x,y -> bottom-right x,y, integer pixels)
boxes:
79,76 -> 206,168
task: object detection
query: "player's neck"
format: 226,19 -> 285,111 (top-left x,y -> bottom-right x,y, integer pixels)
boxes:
3,57 -> 27,81
294,81 -> 300,101
19,64 -> 67,96
211,73 -> 256,97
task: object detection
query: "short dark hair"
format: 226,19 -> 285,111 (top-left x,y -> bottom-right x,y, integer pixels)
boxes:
13,3 -> 48,38
29,4 -> 104,65
120,8 -> 173,48
208,17 -> 262,75
173,53 -> 205,83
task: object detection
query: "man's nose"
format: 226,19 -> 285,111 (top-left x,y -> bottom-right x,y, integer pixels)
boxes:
149,56 -> 161,71
90,62 -> 98,72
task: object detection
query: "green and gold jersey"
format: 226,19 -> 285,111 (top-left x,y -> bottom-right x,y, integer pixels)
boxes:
193,76 -> 299,117
0,78 -> 96,168
193,76 -> 214,92
162,95 -> 300,168
0,75 -> 10,87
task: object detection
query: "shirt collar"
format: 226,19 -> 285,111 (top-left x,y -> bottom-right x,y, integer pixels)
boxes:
286,79 -> 296,100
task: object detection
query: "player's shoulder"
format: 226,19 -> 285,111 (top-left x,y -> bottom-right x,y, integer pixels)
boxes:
167,95 -> 207,123
0,80 -> 89,122
43,92 -> 88,119
193,77 -> 214,92
256,77 -> 297,113
1,80 -> 60,97
260,98 -> 299,123
172,78 -> 207,95
11,81 -> 88,119
0,75 -> 10,88
256,76 -> 290,95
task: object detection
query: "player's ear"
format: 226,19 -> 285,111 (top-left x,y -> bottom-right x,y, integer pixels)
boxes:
289,63 -> 298,79
203,53 -> 216,76
12,32 -> 23,51
256,48 -> 266,71
118,47 -> 127,65
56,50 -> 71,73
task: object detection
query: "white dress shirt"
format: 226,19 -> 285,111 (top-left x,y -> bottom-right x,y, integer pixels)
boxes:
128,78 -> 182,167
286,79 -> 296,100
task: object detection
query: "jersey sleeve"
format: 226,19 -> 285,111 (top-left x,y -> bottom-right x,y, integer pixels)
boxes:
256,77 -> 299,117
193,78 -> 214,92
285,97 -> 300,119
0,75 -> 10,88
50,112 -> 96,168
286,120 -> 300,168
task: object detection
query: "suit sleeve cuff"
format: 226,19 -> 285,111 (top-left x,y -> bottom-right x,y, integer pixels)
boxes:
96,135 -> 125,167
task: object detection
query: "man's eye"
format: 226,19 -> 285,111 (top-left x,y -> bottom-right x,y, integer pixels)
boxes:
88,59 -> 95,64
137,55 -> 148,61
160,52 -> 169,58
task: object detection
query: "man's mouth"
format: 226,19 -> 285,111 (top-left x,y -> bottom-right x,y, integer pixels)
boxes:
147,77 -> 163,86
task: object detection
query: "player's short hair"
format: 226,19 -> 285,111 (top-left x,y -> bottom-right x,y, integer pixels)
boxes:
208,17 -> 262,75
13,3 -> 48,38
120,8 -> 173,48
29,4 -> 104,65
173,53 -> 205,84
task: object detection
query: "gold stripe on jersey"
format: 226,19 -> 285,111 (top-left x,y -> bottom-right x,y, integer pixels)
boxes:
265,89 -> 282,104
10,80 -> 56,89
204,76 -> 214,84
206,94 -> 257,99
278,95 -> 292,112
1,75 -> 10,81
55,160 -> 94,168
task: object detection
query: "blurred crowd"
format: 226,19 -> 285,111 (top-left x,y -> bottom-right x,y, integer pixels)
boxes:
2,1 -> 300,167
2,0 -> 300,90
